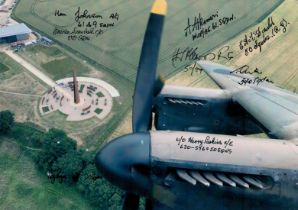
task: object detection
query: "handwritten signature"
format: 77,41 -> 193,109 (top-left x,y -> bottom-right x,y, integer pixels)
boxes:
184,11 -> 236,41
172,45 -> 233,67
230,65 -> 274,85
75,7 -> 103,22
239,16 -> 290,56
183,62 -> 274,86
184,62 -> 203,76
238,76 -> 274,86
176,135 -> 233,154
231,65 -> 262,75
52,8 -> 119,41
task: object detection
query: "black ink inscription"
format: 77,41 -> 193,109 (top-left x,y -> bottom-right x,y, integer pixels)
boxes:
176,135 -> 233,155
239,16 -> 290,56
109,12 -> 119,21
52,8 -> 119,41
47,172 -> 66,183
55,10 -> 66,17
231,65 -> 262,75
173,44 -> 274,85
230,65 -> 274,86
184,62 -> 203,76
184,11 -> 236,41
75,7 -> 103,22
53,27 -> 70,35
172,45 -> 233,67
238,76 -> 274,86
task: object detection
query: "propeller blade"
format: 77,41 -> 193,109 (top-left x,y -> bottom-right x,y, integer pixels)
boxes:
154,74 -> 165,96
123,193 -> 140,210
132,0 -> 167,133
145,198 -> 153,210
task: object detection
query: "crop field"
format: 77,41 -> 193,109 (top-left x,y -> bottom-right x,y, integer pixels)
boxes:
167,0 -> 298,91
0,138 -> 93,210
13,0 -> 283,82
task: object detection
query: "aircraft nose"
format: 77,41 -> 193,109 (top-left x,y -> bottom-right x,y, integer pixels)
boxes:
95,133 -> 152,195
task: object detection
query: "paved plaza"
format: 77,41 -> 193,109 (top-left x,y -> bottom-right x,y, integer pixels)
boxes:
39,77 -> 119,121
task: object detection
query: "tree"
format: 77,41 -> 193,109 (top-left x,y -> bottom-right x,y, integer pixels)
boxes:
28,131 -> 43,148
37,128 -> 76,171
77,164 -> 101,193
77,164 -> 123,208
0,110 -> 14,133
52,150 -> 84,183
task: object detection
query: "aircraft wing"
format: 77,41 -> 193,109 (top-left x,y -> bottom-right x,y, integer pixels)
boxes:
197,61 -> 298,140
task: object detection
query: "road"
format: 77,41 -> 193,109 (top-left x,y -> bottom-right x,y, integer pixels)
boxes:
0,90 -> 41,97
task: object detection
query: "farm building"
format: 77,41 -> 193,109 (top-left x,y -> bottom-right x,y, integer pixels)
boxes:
0,23 -> 31,43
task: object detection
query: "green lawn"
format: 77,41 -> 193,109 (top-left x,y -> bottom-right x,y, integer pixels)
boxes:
0,53 -> 23,80
41,57 -> 90,80
18,45 -> 91,80
0,63 -> 9,73
42,106 -> 50,113
0,138 -> 94,210
94,108 -> 103,114
96,91 -> 104,98
26,45 -> 64,57
79,84 -> 85,93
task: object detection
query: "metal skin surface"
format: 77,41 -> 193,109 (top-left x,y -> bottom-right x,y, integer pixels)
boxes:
96,130 -> 298,209
154,85 -> 263,135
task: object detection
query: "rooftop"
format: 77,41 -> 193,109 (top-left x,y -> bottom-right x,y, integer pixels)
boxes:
0,23 -> 32,38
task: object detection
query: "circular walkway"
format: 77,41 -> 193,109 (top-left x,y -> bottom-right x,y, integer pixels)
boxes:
39,77 -> 119,121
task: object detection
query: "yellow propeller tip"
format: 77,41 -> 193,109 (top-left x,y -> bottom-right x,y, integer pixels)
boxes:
158,74 -> 165,83
151,0 -> 167,15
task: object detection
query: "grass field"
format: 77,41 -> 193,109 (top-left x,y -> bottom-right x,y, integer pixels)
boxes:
0,138 -> 94,210
18,45 -> 92,80
0,53 -> 24,80
0,53 -> 46,122
13,0 -> 283,82
0,63 -> 9,73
